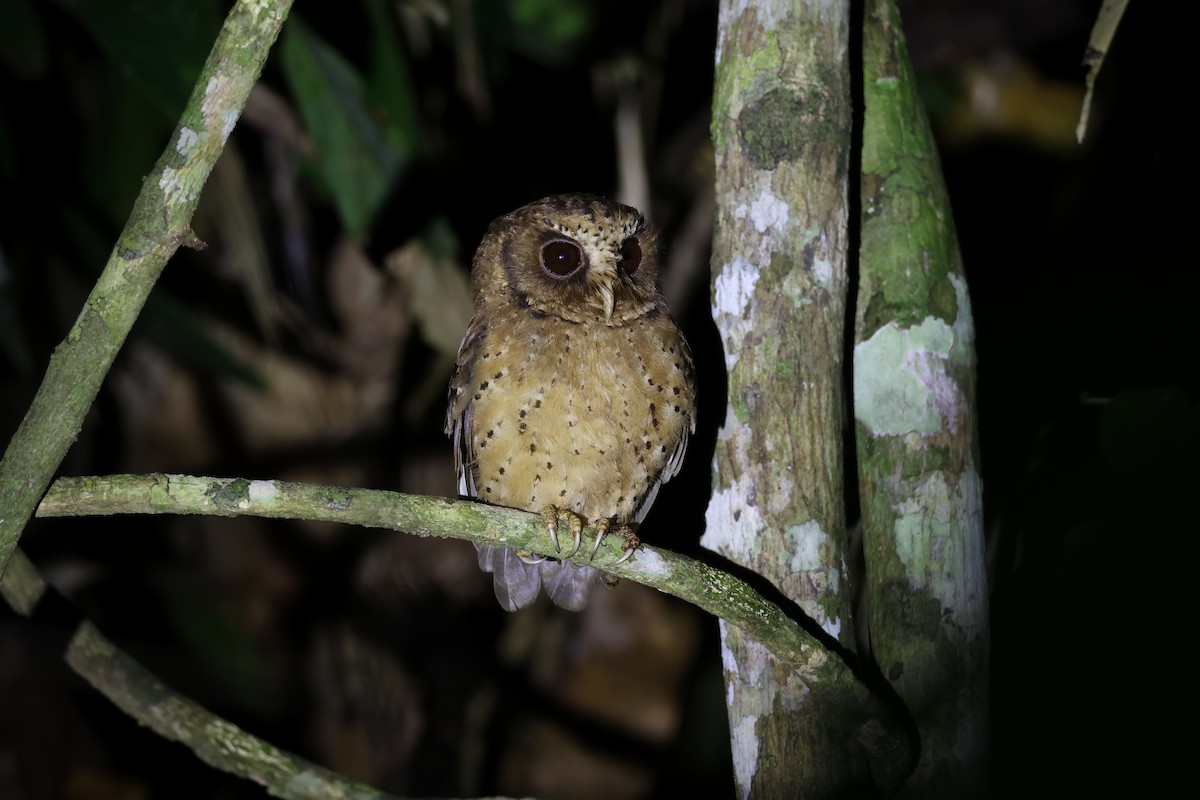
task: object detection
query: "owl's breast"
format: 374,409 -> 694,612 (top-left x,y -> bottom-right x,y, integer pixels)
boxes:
464,309 -> 692,523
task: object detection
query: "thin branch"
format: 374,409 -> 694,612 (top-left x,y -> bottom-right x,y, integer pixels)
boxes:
0,0 -> 294,578
0,544 -> 399,799
67,615 -> 398,799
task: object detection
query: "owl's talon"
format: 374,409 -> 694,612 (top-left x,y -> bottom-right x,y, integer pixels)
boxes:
610,528 -> 640,566
562,526 -> 582,559
516,550 -> 546,565
589,518 -> 612,560
541,505 -> 561,552
542,506 -> 585,560
611,546 -> 636,566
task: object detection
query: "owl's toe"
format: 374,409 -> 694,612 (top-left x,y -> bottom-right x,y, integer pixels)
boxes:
610,526 -> 640,566
542,505 -> 585,559
589,520 -> 640,565
515,550 -> 547,565
589,518 -> 612,559
541,505 -> 561,553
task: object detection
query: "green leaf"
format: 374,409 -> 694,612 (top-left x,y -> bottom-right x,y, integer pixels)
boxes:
280,17 -> 406,237
72,0 -> 225,119
362,0 -> 422,153
506,0 -> 594,64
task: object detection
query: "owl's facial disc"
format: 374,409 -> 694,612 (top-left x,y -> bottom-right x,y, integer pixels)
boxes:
537,232 -> 625,322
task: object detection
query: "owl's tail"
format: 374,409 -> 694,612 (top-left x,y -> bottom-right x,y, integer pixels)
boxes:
475,543 -> 600,611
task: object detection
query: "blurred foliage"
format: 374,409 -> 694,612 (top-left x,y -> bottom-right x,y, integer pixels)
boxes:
74,0 -> 224,117
0,0 -> 1192,796
280,17 -> 409,237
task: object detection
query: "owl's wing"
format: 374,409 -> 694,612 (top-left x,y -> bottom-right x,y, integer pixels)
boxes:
446,317 -> 484,498
633,332 -> 697,525
449,319 -> 551,611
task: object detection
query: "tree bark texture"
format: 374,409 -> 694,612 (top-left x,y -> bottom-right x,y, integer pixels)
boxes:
855,0 -> 988,794
706,0 -> 863,796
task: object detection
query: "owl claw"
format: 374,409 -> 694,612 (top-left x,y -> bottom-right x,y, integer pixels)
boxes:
516,550 -> 546,565
589,518 -> 612,560
542,506 -> 585,560
611,545 -> 636,566
541,505 -> 561,552
562,527 -> 582,559
611,528 -> 641,566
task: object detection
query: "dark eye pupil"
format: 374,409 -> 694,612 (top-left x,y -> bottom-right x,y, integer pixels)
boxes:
541,240 -> 583,277
619,237 -> 642,274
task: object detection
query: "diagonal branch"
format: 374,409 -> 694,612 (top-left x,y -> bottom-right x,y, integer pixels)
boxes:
0,0 -> 294,579
0,545 -> 400,799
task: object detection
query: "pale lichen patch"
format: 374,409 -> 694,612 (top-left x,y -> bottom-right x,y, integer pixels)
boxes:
892,468 -> 987,639
158,167 -> 193,206
735,185 -> 790,234
248,480 -> 277,503
854,316 -> 965,436
702,475 -> 766,565
731,714 -> 759,800
176,127 -> 200,155
787,521 -> 842,638
632,546 -> 671,579
713,257 -> 760,371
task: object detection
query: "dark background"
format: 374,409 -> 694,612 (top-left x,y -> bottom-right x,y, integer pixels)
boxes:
0,0 -> 1194,797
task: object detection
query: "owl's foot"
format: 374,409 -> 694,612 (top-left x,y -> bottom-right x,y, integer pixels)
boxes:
516,550 -> 547,565
589,520 -> 640,565
611,526 -> 641,566
541,505 -> 584,559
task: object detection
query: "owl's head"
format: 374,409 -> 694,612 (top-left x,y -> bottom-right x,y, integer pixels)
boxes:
473,193 -> 665,326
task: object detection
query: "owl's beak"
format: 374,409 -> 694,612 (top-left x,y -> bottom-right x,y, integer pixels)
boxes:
599,280 -> 615,323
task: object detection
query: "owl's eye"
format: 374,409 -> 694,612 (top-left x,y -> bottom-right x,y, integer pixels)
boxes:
541,239 -> 584,278
619,237 -> 642,274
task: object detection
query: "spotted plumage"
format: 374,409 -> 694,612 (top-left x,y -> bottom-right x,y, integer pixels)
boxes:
446,194 -> 696,611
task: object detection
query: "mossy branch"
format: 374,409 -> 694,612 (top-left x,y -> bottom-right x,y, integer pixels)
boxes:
1,474 -> 914,793
37,473 -> 832,678
0,548 -> 396,800
0,0 -> 294,578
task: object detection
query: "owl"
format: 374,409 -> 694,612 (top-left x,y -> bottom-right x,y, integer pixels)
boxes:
446,194 -> 697,611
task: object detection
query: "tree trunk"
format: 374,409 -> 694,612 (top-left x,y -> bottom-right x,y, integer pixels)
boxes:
707,0 -> 989,796
855,0 -> 988,793
706,0 -> 862,795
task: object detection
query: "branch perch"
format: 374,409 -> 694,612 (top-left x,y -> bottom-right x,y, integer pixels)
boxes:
28,473 -> 915,789
39,473 -> 828,676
